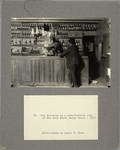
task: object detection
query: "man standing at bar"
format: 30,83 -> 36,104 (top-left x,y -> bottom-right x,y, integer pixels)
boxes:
60,38 -> 79,87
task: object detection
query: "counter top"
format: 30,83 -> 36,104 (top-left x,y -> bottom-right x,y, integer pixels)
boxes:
11,55 -> 88,59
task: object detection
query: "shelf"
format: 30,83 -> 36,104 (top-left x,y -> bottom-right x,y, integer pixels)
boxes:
11,44 -> 44,47
11,28 -> 32,30
62,44 -> 82,46
62,45 -> 69,47
11,45 -> 34,47
83,29 -> 96,31
56,29 -> 82,31
11,28 -> 96,31
11,37 -> 35,39
58,37 -> 82,39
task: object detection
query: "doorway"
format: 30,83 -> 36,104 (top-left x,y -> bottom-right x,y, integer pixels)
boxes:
83,36 -> 100,83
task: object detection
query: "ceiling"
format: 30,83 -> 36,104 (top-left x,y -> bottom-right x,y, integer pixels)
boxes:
11,18 -> 105,23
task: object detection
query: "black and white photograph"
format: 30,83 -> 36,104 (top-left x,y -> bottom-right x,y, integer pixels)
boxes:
11,18 -> 111,88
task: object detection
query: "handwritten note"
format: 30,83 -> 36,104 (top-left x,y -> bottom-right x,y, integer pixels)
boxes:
24,95 -> 98,140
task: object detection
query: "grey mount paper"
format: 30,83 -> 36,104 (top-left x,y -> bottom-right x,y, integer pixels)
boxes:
1,1 -> 119,150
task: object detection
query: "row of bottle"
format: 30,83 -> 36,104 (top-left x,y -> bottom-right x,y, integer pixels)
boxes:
12,23 -> 52,29
83,24 -> 96,30
79,51 -> 85,56
76,42 -> 81,46
59,38 -> 82,45
53,23 -> 96,30
11,30 -> 22,37
11,39 -> 22,45
11,31 -> 34,38
11,33 -> 34,38
57,23 -> 96,30
57,31 -> 68,37
59,24 -> 82,30
11,22 -> 97,30
22,23 -> 37,27
52,23 -> 82,30
75,39 -> 82,45
22,23 -> 51,27
11,39 -> 35,45
11,23 -> 22,27
11,33 -> 22,38
59,39 -> 68,44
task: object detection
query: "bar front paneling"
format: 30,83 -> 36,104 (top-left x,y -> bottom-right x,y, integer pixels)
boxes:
11,56 -> 88,86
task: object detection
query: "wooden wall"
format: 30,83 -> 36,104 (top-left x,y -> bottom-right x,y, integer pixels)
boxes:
96,19 -> 111,43
95,19 -> 111,85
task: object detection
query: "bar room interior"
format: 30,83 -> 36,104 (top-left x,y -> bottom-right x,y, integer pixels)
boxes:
11,18 -> 111,88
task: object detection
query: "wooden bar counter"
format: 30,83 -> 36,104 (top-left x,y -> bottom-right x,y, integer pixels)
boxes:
11,55 -> 89,86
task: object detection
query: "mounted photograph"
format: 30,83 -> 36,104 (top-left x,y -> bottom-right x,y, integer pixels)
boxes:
11,18 -> 111,88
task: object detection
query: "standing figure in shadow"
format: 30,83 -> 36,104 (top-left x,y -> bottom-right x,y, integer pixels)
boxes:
60,38 -> 80,88
77,55 -> 85,86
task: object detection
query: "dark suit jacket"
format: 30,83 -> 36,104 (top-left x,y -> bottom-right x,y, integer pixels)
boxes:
60,45 -> 79,68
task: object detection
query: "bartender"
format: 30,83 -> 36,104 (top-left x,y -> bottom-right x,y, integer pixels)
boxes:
52,37 -> 63,55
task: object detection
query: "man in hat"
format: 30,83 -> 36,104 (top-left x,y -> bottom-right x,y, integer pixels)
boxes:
60,38 -> 79,87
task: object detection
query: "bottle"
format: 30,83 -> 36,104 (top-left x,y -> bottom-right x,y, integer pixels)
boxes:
79,24 -> 81,30
91,24 -> 92,30
66,24 -> 68,30
62,24 -> 64,30
62,40 -> 64,45
29,40 -> 31,45
92,24 -> 94,30
83,24 -> 84,30
94,24 -> 96,30
88,24 -> 89,30
61,31 -> 63,37
11,40 -> 13,45
48,23 -> 51,30
25,40 -> 27,45
71,24 -> 72,29
74,24 -> 76,30
84,24 -> 86,30
63,24 -> 65,30
15,40 -> 17,45
66,24 -> 67,30
64,32 -> 66,37
60,24 -> 62,30
90,24 -> 92,30
68,24 -> 70,30
76,24 -> 77,30
66,32 -> 67,37
74,24 -> 75,30
75,24 -> 77,30
86,24 -> 88,30
76,24 -> 78,30
19,40 -> 21,45
64,24 -> 66,30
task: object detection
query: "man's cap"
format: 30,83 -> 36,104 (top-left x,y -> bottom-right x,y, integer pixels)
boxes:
69,38 -> 76,44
